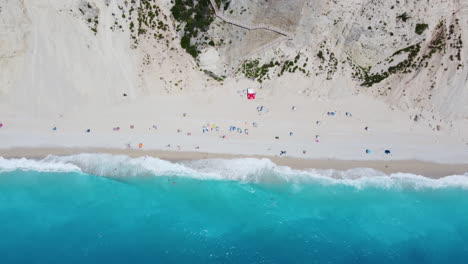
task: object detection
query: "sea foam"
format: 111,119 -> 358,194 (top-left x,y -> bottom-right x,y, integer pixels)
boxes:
1,153 -> 467,189
0,156 -> 81,173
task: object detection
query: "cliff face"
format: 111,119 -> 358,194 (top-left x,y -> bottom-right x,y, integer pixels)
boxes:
1,0 -> 467,118
202,0 -> 468,117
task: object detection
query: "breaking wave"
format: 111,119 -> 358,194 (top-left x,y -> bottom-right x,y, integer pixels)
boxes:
1,153 -> 467,189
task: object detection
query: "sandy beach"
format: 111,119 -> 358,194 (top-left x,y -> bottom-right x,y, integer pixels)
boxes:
1,87 -> 468,179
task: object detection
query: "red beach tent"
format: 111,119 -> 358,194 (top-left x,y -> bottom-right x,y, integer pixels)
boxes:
247,88 -> 256,100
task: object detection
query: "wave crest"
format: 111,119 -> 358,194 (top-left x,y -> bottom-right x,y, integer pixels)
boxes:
0,157 -> 81,173
1,153 -> 467,189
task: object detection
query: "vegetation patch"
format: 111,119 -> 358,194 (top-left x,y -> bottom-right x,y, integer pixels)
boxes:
131,1 -> 168,48
397,12 -> 410,22
275,53 -> 310,79
78,1 -> 99,34
203,70 -> 225,82
360,43 -> 421,87
111,1 -> 170,49
417,20 -> 446,66
170,0 -> 230,58
317,51 -> 324,61
454,35 -> 463,62
351,19 -> 457,87
240,53 -> 310,83
415,23 -> 428,35
447,19 -> 463,69
316,42 -> 338,79
241,59 -> 278,83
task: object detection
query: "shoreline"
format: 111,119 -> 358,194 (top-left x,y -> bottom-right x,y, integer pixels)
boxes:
1,147 -> 467,178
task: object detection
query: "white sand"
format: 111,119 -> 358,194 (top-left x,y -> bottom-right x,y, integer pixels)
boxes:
1,85 -> 467,164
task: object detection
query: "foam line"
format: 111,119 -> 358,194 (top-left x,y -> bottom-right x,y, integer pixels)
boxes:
1,154 -> 467,189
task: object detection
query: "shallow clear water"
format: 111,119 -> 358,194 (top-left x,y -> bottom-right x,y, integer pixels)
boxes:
0,154 -> 467,263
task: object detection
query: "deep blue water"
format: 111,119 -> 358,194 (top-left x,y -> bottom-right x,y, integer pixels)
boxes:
0,155 -> 468,263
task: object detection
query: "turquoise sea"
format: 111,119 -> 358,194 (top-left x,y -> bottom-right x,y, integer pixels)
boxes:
0,154 -> 467,263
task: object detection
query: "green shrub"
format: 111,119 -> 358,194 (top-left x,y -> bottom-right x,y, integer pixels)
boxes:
415,23 -> 428,35
171,0 -> 230,58
397,12 -> 410,22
